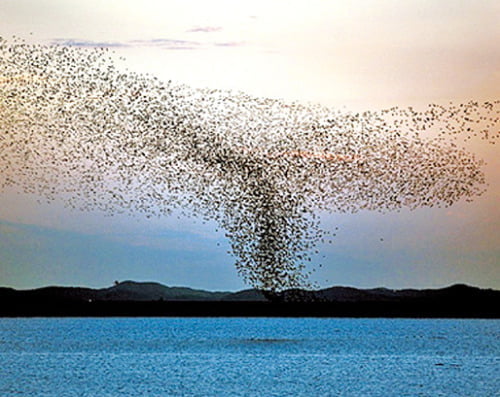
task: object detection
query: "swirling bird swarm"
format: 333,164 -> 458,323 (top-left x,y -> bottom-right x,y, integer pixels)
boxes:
0,37 -> 498,291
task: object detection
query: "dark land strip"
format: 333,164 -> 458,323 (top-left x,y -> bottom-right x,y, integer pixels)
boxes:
1,281 -> 498,318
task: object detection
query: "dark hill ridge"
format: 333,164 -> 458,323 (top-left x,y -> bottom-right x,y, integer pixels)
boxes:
1,281 -> 498,318
311,283 -> 490,302
1,280 -> 497,302
97,281 -> 231,301
0,281 -> 237,302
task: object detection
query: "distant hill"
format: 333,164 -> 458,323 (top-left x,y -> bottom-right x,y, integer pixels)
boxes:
97,281 -> 231,301
1,281 -> 498,317
0,281 -> 233,302
1,280 -> 498,302
221,288 -> 267,301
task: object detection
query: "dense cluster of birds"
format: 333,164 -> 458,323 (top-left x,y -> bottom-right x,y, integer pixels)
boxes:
1,36 -> 498,291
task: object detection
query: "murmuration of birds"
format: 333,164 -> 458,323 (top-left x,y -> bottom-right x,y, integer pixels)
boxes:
1,36 -> 499,292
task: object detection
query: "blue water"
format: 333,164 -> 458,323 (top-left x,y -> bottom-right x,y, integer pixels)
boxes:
0,318 -> 498,396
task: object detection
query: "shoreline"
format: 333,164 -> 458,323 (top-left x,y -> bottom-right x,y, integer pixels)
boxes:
3,300 -> 498,319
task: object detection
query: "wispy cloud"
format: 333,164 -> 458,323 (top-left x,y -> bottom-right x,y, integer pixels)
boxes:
51,39 -> 130,48
186,26 -> 223,33
214,41 -> 245,48
0,222 -> 22,235
50,37 -> 245,51
132,38 -> 202,50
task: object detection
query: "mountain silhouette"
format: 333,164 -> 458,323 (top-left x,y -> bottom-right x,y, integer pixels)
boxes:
1,281 -> 498,317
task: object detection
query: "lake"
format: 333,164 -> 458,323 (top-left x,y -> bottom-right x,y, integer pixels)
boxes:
0,318 -> 498,396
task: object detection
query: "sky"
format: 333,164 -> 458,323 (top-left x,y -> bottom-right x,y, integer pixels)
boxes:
0,0 -> 499,290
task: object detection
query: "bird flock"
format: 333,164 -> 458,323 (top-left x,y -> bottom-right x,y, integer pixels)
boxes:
1,36 -> 498,291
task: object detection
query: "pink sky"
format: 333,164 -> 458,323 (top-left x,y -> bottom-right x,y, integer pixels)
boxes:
0,0 -> 498,290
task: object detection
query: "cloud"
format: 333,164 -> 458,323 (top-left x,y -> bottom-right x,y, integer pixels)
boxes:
186,26 -> 223,33
133,38 -> 202,50
0,222 -> 22,235
50,37 -> 245,51
51,39 -> 129,48
214,41 -> 245,47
